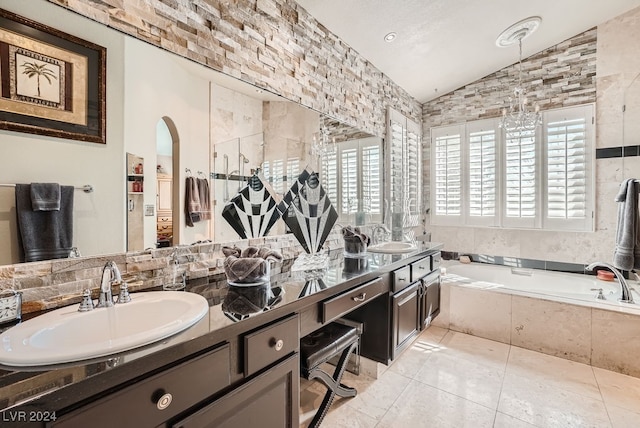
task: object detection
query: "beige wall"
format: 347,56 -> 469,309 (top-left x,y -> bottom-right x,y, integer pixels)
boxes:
424,6 -> 640,265
0,0 -> 127,263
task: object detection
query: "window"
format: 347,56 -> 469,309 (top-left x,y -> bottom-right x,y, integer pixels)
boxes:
431,104 -> 594,231
321,137 -> 383,223
433,126 -> 462,221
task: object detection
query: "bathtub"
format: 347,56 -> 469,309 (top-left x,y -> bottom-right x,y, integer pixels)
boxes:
438,262 -> 640,378
444,262 -> 640,311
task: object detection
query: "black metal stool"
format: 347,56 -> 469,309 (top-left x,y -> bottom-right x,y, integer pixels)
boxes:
300,322 -> 360,427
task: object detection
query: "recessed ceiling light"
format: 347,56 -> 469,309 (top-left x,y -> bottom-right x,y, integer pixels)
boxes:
384,32 -> 397,42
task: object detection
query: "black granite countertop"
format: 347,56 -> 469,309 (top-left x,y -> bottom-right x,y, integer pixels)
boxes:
0,242 -> 443,415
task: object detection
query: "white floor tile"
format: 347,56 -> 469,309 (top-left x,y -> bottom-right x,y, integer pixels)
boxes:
345,369 -> 412,421
376,379 -> 496,428
414,351 -> 505,409
438,330 -> 511,370
506,345 -> 601,400
388,327 -> 446,378
498,371 -> 612,427
493,411 -> 538,428
301,330 -> 640,428
593,366 -> 640,413
605,403 -> 640,428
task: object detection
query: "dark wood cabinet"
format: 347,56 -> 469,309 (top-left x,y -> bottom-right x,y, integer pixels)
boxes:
20,249 -> 443,428
420,271 -> 440,329
172,354 -> 300,428
391,281 -> 420,359
51,344 -> 231,428
391,253 -> 441,360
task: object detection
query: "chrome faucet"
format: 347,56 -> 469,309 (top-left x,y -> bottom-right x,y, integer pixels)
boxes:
97,261 -> 130,307
586,262 -> 634,304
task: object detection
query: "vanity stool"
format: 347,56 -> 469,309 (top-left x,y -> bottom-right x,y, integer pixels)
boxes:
300,322 -> 360,427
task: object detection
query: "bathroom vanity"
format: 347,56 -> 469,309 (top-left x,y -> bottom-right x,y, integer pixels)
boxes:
0,243 -> 441,428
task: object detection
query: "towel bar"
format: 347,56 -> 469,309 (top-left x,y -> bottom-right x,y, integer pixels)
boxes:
0,183 -> 93,193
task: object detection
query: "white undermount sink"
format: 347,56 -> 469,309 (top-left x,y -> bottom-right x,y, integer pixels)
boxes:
0,291 -> 209,367
367,241 -> 418,254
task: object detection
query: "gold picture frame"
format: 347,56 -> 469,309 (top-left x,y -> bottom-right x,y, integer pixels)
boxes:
0,8 -> 106,144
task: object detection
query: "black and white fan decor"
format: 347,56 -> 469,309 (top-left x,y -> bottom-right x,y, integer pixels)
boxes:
222,173 -> 280,239
279,167 -> 338,254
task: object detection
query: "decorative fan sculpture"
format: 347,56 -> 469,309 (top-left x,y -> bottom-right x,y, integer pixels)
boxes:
222,173 -> 280,239
278,167 -> 338,255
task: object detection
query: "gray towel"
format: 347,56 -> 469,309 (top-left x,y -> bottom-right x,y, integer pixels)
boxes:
16,184 -> 74,262
613,179 -> 640,270
184,177 -> 201,227
30,182 -> 61,211
222,246 -> 282,283
197,178 -> 211,220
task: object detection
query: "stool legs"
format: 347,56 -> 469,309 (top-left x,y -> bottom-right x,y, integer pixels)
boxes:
307,341 -> 358,428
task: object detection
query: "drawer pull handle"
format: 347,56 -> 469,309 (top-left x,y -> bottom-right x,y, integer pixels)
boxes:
419,266 -> 426,270
271,338 -> 284,351
352,292 -> 367,302
156,392 -> 173,410
398,277 -> 407,281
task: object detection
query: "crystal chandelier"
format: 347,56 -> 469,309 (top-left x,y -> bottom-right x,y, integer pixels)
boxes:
497,17 -> 542,131
311,123 -> 336,159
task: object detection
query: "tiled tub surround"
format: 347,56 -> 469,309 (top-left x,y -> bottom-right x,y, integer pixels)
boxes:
436,262 -> 640,378
0,230 -> 344,314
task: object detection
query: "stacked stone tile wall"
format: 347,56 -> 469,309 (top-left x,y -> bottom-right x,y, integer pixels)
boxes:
421,28 -> 597,211
0,230 -> 344,313
46,0 -> 422,138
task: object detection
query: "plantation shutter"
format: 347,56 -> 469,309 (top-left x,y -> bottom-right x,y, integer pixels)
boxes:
271,159 -> 284,194
361,143 -> 381,215
544,104 -> 594,231
341,147 -> 358,214
406,128 -> 420,215
503,127 -> 538,228
465,120 -> 499,226
321,150 -> 338,206
431,125 -> 463,224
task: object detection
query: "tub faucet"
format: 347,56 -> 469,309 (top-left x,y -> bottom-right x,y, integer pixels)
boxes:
586,262 -> 634,304
97,261 -> 123,308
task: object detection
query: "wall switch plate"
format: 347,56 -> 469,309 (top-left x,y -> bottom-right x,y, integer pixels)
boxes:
145,204 -> 155,216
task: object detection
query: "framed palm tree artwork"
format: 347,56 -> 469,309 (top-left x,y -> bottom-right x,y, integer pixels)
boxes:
0,8 -> 106,144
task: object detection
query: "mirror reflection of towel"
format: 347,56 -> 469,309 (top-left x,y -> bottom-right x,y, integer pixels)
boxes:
15,184 -> 74,262
184,177 -> 201,227
198,178 -> 211,220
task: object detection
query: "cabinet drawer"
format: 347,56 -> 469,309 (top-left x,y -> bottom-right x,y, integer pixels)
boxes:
392,267 -> 411,293
431,252 -> 441,271
53,344 -> 231,428
322,277 -> 385,323
244,315 -> 299,377
158,217 -> 172,223
172,354 -> 300,428
411,256 -> 431,282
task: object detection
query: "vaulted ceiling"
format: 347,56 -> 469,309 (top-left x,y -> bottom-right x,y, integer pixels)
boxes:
295,0 -> 640,103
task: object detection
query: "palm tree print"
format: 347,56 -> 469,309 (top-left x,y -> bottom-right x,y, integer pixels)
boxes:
20,61 -> 57,98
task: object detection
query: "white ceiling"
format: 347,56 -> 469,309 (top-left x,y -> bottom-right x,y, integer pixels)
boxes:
295,0 -> 640,103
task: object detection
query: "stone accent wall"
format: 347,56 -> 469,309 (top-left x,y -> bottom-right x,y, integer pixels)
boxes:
421,28 -> 597,217
46,0 -> 422,138
422,28 -> 597,129
0,230 -> 344,313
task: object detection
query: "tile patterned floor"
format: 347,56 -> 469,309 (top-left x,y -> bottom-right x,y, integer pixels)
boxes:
300,326 -> 640,427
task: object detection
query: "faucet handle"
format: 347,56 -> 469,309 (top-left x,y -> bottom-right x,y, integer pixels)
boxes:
78,289 -> 95,312
117,281 -> 131,304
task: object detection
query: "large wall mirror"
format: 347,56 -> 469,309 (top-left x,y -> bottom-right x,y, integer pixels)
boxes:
0,0 -> 383,265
